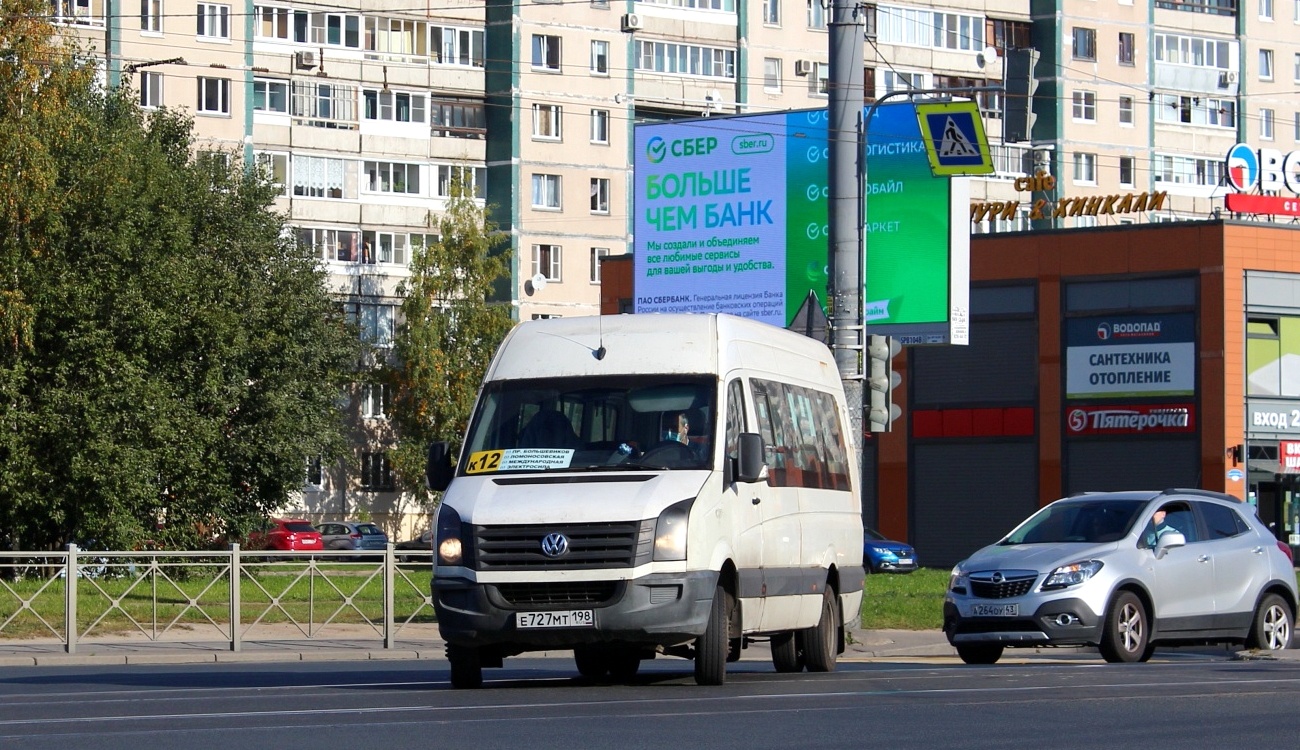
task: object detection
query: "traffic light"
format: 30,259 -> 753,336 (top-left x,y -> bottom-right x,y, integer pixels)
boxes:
867,335 -> 902,432
1003,48 -> 1040,143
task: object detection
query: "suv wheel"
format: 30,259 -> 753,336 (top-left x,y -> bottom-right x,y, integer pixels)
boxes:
1246,593 -> 1293,651
956,643 -> 1003,665
1099,591 -> 1148,663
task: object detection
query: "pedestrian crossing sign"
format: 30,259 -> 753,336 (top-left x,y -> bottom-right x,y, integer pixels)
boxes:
914,100 -> 993,176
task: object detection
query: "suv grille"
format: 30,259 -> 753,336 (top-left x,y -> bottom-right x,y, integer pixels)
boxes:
969,572 -> 1037,599
473,520 -> 654,570
493,581 -> 620,609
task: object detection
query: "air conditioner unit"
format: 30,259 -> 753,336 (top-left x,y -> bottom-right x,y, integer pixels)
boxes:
620,13 -> 643,32
295,50 -> 317,70
794,59 -> 813,76
1221,70 -> 1238,84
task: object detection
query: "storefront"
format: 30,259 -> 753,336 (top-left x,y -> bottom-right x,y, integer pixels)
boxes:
601,219 -> 1300,567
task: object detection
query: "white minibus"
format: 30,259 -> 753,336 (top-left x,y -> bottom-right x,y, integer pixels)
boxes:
426,313 -> 865,687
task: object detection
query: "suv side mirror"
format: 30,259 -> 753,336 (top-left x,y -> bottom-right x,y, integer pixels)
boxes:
734,432 -> 767,484
1154,531 -> 1186,559
426,441 -> 454,491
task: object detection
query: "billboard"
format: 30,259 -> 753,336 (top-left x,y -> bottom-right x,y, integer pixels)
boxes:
632,104 -> 968,344
1064,313 -> 1196,399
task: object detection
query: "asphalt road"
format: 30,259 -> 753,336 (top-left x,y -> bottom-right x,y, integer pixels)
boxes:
3,654 -> 1298,750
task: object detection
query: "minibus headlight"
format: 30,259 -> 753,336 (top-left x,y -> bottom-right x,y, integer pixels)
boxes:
653,499 -> 694,562
436,505 -> 465,566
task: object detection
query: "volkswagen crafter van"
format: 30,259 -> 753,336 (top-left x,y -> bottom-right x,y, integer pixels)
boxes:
426,313 -> 865,687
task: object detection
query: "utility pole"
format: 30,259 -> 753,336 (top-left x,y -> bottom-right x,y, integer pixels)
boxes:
827,0 -> 866,455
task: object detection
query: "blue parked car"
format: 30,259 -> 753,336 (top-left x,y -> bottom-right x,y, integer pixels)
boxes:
864,528 -> 917,574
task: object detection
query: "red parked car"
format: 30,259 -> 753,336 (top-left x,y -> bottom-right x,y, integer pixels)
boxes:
249,519 -> 323,551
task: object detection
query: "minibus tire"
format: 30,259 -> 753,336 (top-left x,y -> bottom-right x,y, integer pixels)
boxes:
799,587 -> 838,673
447,644 -> 484,689
694,585 -> 729,685
771,631 -> 803,672
573,645 -> 609,679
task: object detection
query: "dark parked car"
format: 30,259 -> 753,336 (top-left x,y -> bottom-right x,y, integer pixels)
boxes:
864,528 -> 917,574
317,521 -> 389,558
248,519 -> 324,551
395,529 -> 433,562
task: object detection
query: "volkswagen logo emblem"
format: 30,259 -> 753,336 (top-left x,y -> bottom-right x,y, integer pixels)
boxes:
540,532 -> 569,557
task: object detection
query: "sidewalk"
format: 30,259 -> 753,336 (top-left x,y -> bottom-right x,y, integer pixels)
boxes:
0,625 -> 1287,668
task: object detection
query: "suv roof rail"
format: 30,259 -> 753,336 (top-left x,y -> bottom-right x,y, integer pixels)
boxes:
1160,487 -> 1242,502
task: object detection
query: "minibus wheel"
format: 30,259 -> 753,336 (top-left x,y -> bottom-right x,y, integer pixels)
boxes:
694,584 -> 731,685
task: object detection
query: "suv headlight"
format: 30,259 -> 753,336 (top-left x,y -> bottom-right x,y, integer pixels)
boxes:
948,565 -> 967,594
1041,560 -> 1103,591
653,499 -> 693,562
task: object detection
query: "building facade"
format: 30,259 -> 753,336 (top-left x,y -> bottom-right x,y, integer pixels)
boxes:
52,0 -> 1300,538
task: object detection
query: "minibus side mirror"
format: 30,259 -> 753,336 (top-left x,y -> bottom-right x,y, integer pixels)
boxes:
734,432 -> 767,484
426,441 -> 454,491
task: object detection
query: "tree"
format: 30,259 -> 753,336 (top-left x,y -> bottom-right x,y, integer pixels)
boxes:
0,3 -> 362,551
387,176 -> 513,506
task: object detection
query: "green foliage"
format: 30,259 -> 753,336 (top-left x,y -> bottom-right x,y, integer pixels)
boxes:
387,176 -> 513,505
859,568 -> 948,630
0,4 -> 361,551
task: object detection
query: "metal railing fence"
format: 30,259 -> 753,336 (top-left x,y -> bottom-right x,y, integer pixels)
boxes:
0,544 -> 436,653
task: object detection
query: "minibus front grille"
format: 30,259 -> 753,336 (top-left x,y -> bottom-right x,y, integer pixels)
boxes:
472,520 -> 655,570
493,581 -> 621,609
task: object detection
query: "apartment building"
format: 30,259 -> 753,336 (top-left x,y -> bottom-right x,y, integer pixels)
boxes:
51,0 -> 1300,533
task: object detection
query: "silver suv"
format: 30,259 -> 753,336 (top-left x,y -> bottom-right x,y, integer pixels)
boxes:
944,489 -> 1298,664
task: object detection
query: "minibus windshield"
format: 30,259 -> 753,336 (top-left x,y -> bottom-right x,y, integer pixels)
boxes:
459,375 -> 717,474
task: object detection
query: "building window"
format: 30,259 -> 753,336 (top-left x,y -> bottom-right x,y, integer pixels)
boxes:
253,78 -> 288,113
364,161 -> 421,195
813,62 -> 830,95
360,452 -> 394,491
346,303 -> 396,345
1072,152 -> 1097,184
291,81 -> 359,126
298,227 -> 359,261
364,90 -> 427,123
1153,33 -> 1232,70
532,244 -> 562,281
590,247 -> 609,283
1119,95 -> 1134,125
590,109 -> 610,144
304,456 -> 323,488
362,383 -> 389,419
361,230 -> 411,265
763,0 -> 779,25
428,25 -> 485,66
254,151 -> 288,195
987,18 -> 1031,51
140,0 -> 161,32
434,165 -> 486,199
1262,108 -> 1275,140
532,34 -> 561,71
197,77 -> 230,114
1072,27 -> 1096,61
430,98 -> 486,138
532,173 -> 562,210
590,178 -> 610,214
590,40 -> 609,75
807,0 -> 826,29
138,71 -> 163,108
197,3 -> 229,39
1294,52 -> 1300,83
257,5 -> 289,39
1260,0 -> 1274,19
1295,112 -> 1300,141
1119,156 -> 1134,187
532,103 -> 562,140
1260,49 -> 1274,80
291,155 -> 345,199
1072,90 -> 1096,122
764,57 -> 782,92
1118,32 -> 1134,66
50,0 -> 105,27
636,41 -> 736,79
1153,154 -> 1223,186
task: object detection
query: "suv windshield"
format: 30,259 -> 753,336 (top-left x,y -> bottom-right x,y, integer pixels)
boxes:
1001,499 -> 1145,545
460,375 -> 716,474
